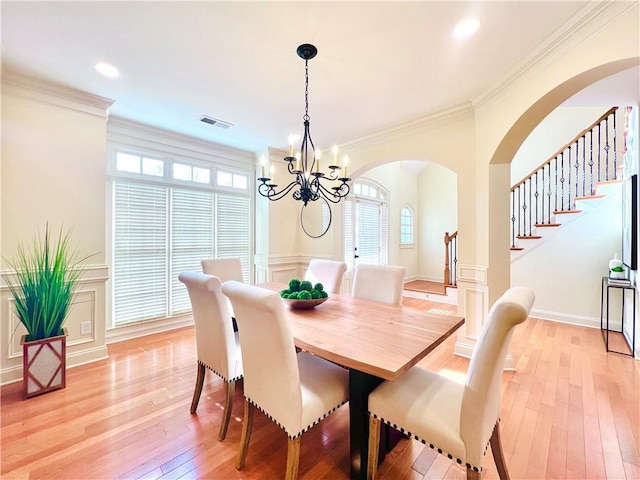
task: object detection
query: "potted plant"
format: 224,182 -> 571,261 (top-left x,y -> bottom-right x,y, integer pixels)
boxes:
4,224 -> 92,398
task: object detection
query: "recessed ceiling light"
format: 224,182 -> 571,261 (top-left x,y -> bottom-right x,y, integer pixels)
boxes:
94,62 -> 119,78
453,18 -> 481,38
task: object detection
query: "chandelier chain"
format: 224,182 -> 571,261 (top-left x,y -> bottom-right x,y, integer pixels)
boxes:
304,60 -> 310,122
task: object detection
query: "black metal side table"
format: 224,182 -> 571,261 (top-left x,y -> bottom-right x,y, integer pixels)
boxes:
600,276 -> 636,356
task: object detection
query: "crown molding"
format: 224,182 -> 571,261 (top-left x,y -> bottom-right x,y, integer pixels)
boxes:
473,1 -> 632,110
341,103 -> 474,151
107,116 -> 255,166
1,69 -> 114,118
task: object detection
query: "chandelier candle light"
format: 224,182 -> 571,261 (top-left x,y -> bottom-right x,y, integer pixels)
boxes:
257,44 -> 351,238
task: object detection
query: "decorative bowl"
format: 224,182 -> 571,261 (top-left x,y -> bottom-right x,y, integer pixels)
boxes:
282,297 -> 329,310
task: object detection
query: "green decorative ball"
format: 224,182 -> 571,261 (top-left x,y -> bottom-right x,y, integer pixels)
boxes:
288,279 -> 301,292
298,290 -> 312,300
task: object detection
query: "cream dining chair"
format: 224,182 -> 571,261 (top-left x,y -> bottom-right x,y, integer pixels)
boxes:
304,259 -> 347,294
201,257 -> 244,282
221,281 -> 349,480
178,271 -> 243,441
202,257 -> 244,329
351,263 -> 406,305
366,286 -> 535,480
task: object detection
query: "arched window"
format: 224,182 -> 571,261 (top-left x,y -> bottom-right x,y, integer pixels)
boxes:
344,180 -> 389,270
400,205 -> 414,246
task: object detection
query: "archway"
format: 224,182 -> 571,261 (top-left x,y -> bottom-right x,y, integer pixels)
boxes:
338,159 -> 458,294
486,60 -> 640,305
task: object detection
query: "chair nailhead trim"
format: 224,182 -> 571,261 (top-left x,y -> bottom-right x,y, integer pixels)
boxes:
248,397 -> 348,440
199,360 -> 243,383
367,412 -> 497,473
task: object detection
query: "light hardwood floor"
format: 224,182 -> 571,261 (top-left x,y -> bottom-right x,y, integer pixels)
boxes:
1,297 -> 638,479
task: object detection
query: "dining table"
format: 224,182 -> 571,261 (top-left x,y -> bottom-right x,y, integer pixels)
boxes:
260,283 -> 465,480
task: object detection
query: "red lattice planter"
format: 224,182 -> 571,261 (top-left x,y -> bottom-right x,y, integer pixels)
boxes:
21,329 -> 67,398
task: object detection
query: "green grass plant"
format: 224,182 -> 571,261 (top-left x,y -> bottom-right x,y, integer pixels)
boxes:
4,224 -> 93,341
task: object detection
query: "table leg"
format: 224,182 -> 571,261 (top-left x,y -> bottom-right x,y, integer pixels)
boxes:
349,369 -> 383,480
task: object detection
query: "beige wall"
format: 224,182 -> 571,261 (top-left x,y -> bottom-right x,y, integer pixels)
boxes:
418,163 -> 457,280
1,95 -> 108,258
1,79 -> 112,383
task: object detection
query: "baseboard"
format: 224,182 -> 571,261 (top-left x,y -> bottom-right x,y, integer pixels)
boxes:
106,315 -> 193,344
530,308 -> 600,329
1,345 -> 108,386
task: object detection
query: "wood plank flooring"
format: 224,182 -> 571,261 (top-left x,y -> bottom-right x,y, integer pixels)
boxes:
1,297 -> 638,479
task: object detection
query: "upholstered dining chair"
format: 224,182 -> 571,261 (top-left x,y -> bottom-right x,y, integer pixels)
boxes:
201,257 -> 244,283
202,257 -> 244,330
304,259 -> 347,294
178,271 -> 243,441
366,286 -> 535,480
351,263 -> 406,305
221,281 -> 350,480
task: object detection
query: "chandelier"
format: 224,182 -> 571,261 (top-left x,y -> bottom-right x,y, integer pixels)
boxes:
257,44 -> 351,238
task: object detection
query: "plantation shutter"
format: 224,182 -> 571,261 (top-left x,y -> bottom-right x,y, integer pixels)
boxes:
357,200 -> 381,265
216,194 -> 251,282
113,181 -> 168,325
344,198 -> 355,270
380,201 -> 389,265
170,188 -> 215,315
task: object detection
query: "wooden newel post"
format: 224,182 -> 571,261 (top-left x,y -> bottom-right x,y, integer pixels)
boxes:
444,232 -> 451,286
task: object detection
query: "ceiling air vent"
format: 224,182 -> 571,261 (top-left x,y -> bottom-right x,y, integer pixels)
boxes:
199,115 -> 234,129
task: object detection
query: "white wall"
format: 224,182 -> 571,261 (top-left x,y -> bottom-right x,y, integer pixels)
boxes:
511,190 -> 621,326
511,106 -> 614,185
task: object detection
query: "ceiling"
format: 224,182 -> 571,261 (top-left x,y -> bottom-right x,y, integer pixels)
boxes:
1,1 -> 637,155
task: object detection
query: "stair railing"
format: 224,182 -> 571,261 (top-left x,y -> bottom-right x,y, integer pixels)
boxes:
444,231 -> 458,287
511,107 -> 619,249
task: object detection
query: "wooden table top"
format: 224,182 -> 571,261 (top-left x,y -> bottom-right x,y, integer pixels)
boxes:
260,283 -> 465,381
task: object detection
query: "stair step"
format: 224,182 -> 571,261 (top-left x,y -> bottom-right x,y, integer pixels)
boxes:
595,178 -> 623,187
516,235 -> 542,240
554,209 -> 582,215
535,223 -> 561,227
575,194 -> 606,201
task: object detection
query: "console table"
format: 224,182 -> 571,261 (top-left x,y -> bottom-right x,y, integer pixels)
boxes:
600,275 -> 636,356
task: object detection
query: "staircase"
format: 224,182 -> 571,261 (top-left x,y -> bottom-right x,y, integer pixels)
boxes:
510,107 -> 621,252
429,107 -> 625,303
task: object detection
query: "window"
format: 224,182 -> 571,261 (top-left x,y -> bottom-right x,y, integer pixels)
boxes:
172,162 -> 211,184
217,170 -> 248,189
116,152 -> 164,176
400,205 -> 414,246
344,180 -> 389,270
112,151 -> 252,327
